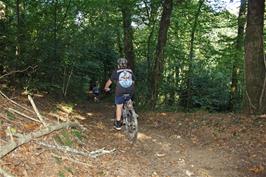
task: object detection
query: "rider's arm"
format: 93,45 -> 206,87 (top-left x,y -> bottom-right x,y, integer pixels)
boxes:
104,79 -> 112,91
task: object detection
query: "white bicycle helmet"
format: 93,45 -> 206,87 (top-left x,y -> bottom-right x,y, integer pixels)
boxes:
117,58 -> 128,69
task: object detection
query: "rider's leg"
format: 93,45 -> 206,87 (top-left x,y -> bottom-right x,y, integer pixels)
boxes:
113,104 -> 123,130
114,96 -> 123,130
116,104 -> 123,121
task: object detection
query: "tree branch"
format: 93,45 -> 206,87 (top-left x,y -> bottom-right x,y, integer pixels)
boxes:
0,91 -> 35,114
0,65 -> 37,80
0,122 -> 79,158
28,95 -> 47,126
7,108 -> 41,123
38,142 -> 115,158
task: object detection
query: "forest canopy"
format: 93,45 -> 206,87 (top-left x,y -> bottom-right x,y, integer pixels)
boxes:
0,0 -> 265,113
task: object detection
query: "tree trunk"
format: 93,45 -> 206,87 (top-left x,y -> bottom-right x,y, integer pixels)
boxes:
228,0 -> 247,111
116,29 -> 124,57
150,0 -> 173,108
54,0 -> 58,61
244,0 -> 265,114
186,0 -> 204,111
121,4 -> 135,70
143,0 -> 159,101
15,0 -> 20,61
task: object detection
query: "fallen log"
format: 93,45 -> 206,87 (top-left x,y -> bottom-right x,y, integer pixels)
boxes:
0,121 -> 79,159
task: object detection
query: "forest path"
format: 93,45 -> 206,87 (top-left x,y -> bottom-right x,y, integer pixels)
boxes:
1,98 -> 265,177
72,101 -> 265,177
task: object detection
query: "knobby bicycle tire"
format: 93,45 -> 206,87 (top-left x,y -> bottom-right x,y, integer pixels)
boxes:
125,110 -> 138,143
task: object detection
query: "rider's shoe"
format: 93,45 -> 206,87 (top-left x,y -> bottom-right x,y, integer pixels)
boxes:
114,120 -> 122,130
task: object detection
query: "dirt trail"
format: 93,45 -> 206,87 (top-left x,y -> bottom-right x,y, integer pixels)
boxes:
73,102 -> 265,177
1,99 -> 265,177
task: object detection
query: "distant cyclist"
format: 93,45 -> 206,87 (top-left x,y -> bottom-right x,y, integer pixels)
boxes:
92,81 -> 100,102
88,80 -> 100,102
104,58 -> 135,130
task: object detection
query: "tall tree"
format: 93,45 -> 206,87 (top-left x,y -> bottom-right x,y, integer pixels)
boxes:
150,0 -> 173,107
186,0 -> 204,110
228,0 -> 247,111
16,0 -> 21,61
142,0 -> 160,77
121,2 -> 135,70
53,0 -> 58,63
244,0 -> 265,114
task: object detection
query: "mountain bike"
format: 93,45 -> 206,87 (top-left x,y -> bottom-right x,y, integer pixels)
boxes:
121,94 -> 138,143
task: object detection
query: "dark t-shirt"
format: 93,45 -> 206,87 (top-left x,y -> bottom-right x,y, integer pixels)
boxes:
110,68 -> 135,96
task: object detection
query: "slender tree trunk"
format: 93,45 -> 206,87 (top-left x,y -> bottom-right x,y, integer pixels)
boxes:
63,66 -> 73,97
15,0 -> 20,61
147,24 -> 155,79
244,0 -> 265,114
228,0 -> 247,111
186,0 -> 204,111
121,5 -> 135,70
143,0 -> 159,102
150,0 -> 173,108
116,30 -> 124,57
54,0 -> 58,61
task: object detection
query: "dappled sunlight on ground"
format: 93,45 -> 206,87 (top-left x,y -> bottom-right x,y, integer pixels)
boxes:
86,112 -> 94,116
1,96 -> 265,177
137,132 -> 152,141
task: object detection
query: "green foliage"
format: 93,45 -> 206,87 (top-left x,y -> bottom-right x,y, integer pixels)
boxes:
0,0 -> 246,112
71,129 -> 83,140
58,171 -> 65,177
64,166 -> 74,175
54,130 -> 73,147
6,111 -> 15,120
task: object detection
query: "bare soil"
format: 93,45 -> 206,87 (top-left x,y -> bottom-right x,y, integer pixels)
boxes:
0,95 -> 265,177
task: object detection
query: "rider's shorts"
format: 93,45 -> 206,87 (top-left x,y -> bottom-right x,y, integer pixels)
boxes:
115,95 -> 131,105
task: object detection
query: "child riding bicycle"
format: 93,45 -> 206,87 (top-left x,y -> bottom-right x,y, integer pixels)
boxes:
104,58 -> 135,130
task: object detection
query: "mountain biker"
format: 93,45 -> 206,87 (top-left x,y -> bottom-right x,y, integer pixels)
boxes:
104,58 -> 135,130
92,81 -> 100,102
88,80 -> 100,102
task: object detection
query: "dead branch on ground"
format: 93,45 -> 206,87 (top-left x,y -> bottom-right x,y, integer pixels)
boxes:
27,95 -> 47,126
37,141 -> 115,158
51,153 -> 92,167
0,121 -> 79,158
7,108 -> 41,123
0,91 -> 35,114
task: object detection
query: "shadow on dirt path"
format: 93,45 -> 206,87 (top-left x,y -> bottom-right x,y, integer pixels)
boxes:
74,101 -> 265,177
1,97 -> 264,177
